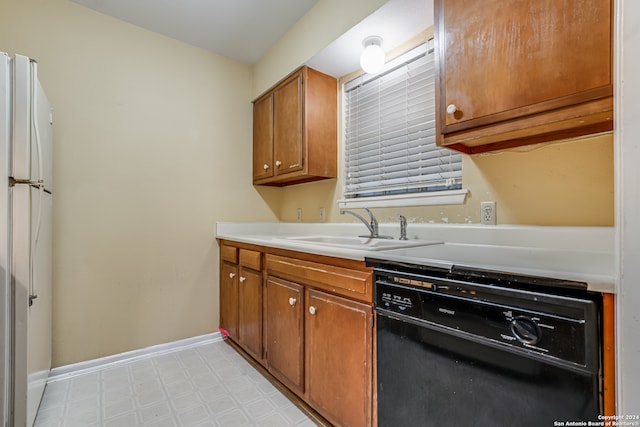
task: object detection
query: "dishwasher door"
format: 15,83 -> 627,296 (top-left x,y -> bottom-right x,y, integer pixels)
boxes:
376,310 -> 600,427
373,266 -> 601,427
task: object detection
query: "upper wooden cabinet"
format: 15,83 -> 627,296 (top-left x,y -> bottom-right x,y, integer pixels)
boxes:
253,66 -> 337,186
252,94 -> 273,182
434,0 -> 613,154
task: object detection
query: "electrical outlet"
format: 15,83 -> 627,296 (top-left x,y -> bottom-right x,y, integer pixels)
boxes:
319,207 -> 325,222
480,201 -> 496,225
297,208 -> 302,222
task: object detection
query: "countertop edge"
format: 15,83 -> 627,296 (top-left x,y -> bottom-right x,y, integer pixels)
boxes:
215,223 -> 616,294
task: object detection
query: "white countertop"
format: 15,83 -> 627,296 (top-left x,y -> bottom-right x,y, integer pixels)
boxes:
215,222 -> 616,293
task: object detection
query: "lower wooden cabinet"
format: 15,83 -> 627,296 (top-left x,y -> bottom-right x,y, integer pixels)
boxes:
306,289 -> 373,427
264,277 -> 304,395
220,244 -> 264,363
238,266 -> 263,362
264,278 -> 374,427
220,262 -> 238,340
219,241 -> 374,427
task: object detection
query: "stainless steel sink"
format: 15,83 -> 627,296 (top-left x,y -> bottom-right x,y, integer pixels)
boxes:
277,235 -> 442,251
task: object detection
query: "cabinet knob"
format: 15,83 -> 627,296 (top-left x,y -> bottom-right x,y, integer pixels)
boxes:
309,306 -> 317,315
263,164 -> 269,170
229,273 -> 235,279
446,104 -> 458,114
289,297 -> 297,306
239,276 -> 246,283
275,160 -> 282,167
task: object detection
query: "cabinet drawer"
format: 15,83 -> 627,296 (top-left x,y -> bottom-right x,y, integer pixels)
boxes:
221,244 -> 238,264
265,254 -> 372,302
240,249 -> 262,271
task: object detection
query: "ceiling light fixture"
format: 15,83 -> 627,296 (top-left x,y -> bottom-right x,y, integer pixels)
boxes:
360,36 -> 385,75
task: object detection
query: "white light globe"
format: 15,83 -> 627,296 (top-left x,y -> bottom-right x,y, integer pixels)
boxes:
360,36 -> 385,74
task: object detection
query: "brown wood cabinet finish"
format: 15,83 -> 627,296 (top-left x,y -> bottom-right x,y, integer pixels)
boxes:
265,253 -> 374,426
239,248 -> 262,271
306,289 -> 373,427
274,73 -> 304,176
264,277 -> 305,395
220,244 -> 264,363
237,266 -> 263,362
435,0 -> 613,153
253,66 -> 337,186
265,254 -> 373,303
218,240 -> 374,426
220,244 -> 238,264
252,94 -> 274,181
602,293 -> 615,416
220,262 -> 239,340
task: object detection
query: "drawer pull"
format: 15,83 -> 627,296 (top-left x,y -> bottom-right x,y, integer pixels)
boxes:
289,297 -> 297,306
239,276 -> 246,283
229,273 -> 235,279
309,306 -> 317,315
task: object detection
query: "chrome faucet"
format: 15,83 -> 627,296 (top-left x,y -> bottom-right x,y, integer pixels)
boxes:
340,208 -> 393,239
398,215 -> 408,240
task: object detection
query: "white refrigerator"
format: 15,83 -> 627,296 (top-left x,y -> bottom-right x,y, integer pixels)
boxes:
1,52 -> 53,427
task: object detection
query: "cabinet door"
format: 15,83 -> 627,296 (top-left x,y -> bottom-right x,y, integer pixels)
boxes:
306,289 -> 372,427
253,93 -> 274,181
238,267 -> 263,361
265,277 -> 304,395
437,0 -> 612,133
220,262 -> 238,340
273,72 -> 303,177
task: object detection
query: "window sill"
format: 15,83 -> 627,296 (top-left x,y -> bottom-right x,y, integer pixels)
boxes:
337,189 -> 469,209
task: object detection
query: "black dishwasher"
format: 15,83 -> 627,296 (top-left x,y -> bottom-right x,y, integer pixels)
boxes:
371,262 -> 602,427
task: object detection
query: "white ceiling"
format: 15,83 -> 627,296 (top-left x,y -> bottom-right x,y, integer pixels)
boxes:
69,0 -> 319,64
69,0 -> 431,77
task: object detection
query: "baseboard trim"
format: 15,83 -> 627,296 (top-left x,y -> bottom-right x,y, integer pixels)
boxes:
47,332 -> 223,383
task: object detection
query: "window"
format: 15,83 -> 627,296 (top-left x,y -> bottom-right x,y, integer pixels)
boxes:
340,40 -> 465,208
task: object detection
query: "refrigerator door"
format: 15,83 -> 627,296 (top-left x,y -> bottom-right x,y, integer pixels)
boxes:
9,53 -> 52,427
33,72 -> 53,193
27,187 -> 51,426
11,183 -> 29,427
12,54 -> 32,182
11,55 -> 53,192
11,184 -> 52,427
0,51 -> 12,427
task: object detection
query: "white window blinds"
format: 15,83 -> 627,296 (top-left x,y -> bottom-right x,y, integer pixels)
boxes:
343,40 -> 462,199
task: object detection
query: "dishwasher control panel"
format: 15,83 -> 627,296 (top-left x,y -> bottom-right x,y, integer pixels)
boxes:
374,268 -> 600,371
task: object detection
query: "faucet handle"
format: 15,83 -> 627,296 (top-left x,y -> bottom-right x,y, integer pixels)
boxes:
363,207 -> 377,226
341,208 -> 393,239
398,215 -> 408,240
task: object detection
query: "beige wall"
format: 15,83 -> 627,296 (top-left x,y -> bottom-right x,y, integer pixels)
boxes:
0,0 -> 280,366
276,133 -> 614,226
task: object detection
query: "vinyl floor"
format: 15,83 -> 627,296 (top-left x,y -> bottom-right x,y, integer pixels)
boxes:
33,340 -> 318,427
